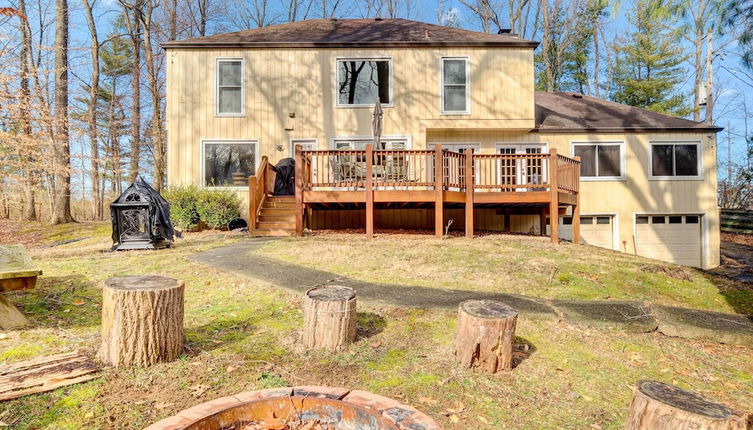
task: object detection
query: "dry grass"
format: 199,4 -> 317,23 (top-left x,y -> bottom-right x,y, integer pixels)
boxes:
1,222 -> 752,429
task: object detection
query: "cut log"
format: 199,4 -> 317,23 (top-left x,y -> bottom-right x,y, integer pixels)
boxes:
98,275 -> 184,367
455,300 -> 518,373
0,294 -> 30,329
626,380 -> 752,430
0,351 -> 99,401
303,285 -> 357,350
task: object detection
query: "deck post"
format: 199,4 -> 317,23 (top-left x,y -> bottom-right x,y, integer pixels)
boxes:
549,148 -> 559,244
434,144 -> 444,238
465,149 -> 474,238
365,144 -> 374,239
504,208 -> 511,233
571,155 -> 581,245
294,144 -> 304,237
248,176 -> 257,235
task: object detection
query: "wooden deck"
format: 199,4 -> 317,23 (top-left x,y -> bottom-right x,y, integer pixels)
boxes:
250,145 -> 581,243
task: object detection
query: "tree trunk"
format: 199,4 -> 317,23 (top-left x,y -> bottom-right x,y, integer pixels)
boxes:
50,0 -> 74,225
139,1 -> 165,192
122,2 -> 142,183
18,0 -> 37,221
303,285 -> 356,350
706,29 -> 714,125
98,276 -> 184,367
83,0 -> 101,220
455,300 -> 518,373
693,28 -> 703,122
626,380 -> 751,430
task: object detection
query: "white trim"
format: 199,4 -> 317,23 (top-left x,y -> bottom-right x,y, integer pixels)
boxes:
440,56 -> 471,115
329,135 -> 412,149
495,142 -> 549,152
200,138 -> 260,189
647,140 -> 704,181
215,57 -> 245,117
289,138 -> 318,155
570,140 -> 626,181
632,212 -> 707,268
334,57 -> 394,108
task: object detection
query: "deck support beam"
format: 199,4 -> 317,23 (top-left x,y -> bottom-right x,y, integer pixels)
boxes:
504,208 -> 511,233
365,144 -> 374,239
434,144 -> 444,238
549,148 -> 559,244
539,207 -> 546,236
295,145 -> 304,237
571,155 -> 581,245
465,149 -> 474,238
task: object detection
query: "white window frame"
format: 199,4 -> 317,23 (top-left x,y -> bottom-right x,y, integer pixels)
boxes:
570,141 -> 626,181
215,57 -> 245,117
648,141 -> 703,180
330,135 -> 411,149
334,57 -> 394,108
290,138 -> 318,155
495,142 -> 550,190
200,138 -> 260,189
440,56 -> 471,115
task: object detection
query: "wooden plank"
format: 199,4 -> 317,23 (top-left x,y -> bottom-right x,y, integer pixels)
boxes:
294,145 -> 304,237
434,145 -> 444,238
365,144 -> 374,239
473,191 -> 551,204
549,149 -> 559,244
465,150 -> 474,238
0,352 -> 100,401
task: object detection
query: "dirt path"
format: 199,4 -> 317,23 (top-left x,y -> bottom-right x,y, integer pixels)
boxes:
712,237 -> 753,283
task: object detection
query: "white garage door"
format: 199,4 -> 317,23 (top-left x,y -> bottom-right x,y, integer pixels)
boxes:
635,215 -> 702,267
547,215 -> 614,249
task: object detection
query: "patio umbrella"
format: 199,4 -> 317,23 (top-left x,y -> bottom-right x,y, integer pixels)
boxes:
372,96 -> 383,150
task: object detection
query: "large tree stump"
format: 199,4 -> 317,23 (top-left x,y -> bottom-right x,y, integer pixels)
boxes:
626,380 -> 751,430
98,276 -> 184,367
303,285 -> 356,350
455,300 -> 518,373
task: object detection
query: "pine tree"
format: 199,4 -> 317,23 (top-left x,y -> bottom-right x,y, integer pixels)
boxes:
611,0 -> 690,116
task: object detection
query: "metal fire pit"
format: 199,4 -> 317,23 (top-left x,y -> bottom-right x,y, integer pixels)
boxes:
111,176 -> 174,251
144,386 -> 439,430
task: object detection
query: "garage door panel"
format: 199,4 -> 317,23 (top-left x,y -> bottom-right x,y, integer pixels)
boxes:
636,215 -> 701,267
548,216 -> 614,249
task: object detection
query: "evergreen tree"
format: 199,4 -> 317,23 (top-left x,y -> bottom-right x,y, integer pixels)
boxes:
611,0 -> 691,116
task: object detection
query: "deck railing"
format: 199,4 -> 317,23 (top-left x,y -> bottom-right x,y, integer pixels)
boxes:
248,156 -> 274,233
296,146 -> 579,194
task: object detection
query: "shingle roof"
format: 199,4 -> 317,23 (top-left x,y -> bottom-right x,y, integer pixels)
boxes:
161,18 -> 539,49
534,92 -> 722,132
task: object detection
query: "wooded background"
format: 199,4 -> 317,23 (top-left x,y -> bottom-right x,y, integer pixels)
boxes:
0,0 -> 752,224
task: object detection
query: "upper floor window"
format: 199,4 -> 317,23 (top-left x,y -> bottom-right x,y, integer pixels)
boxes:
336,58 -> 391,106
216,59 -> 243,116
441,57 -> 470,114
572,142 -> 624,180
203,140 -> 257,187
650,142 -> 701,179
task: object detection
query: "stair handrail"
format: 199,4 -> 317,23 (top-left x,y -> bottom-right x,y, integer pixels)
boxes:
248,155 -> 271,234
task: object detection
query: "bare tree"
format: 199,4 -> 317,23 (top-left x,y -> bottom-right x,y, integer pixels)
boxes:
50,0 -> 74,224
119,0 -> 142,183
458,0 -> 502,33
18,0 -> 37,220
82,0 -> 102,219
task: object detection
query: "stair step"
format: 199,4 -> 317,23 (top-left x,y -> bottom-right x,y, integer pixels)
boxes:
259,214 -> 295,222
251,228 -> 295,237
264,202 -> 296,209
256,221 -> 295,229
266,196 -> 295,202
260,207 -> 296,215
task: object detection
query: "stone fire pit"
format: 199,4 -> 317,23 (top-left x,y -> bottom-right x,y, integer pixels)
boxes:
144,386 -> 439,430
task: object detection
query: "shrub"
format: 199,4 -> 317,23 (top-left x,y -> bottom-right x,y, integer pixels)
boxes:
163,184 -> 201,231
195,188 -> 241,230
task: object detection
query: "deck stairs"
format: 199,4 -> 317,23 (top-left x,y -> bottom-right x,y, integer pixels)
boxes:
251,195 -> 296,237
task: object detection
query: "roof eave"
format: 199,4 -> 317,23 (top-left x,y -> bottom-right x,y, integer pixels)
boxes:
161,40 -> 540,49
533,126 -> 724,133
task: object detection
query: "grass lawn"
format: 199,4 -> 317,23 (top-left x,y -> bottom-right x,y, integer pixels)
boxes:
1,221 -> 752,429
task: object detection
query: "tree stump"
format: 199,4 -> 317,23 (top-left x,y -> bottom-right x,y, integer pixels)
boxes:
303,285 -> 356,350
626,380 -> 751,430
0,294 -> 30,329
98,276 -> 184,367
455,300 -> 518,373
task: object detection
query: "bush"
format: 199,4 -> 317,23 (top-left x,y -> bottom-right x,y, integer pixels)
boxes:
162,184 -> 202,231
195,188 -> 241,230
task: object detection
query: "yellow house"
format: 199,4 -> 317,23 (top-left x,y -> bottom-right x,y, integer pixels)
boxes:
162,18 -> 721,269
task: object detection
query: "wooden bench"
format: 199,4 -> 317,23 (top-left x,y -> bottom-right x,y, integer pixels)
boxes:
0,244 -> 42,329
